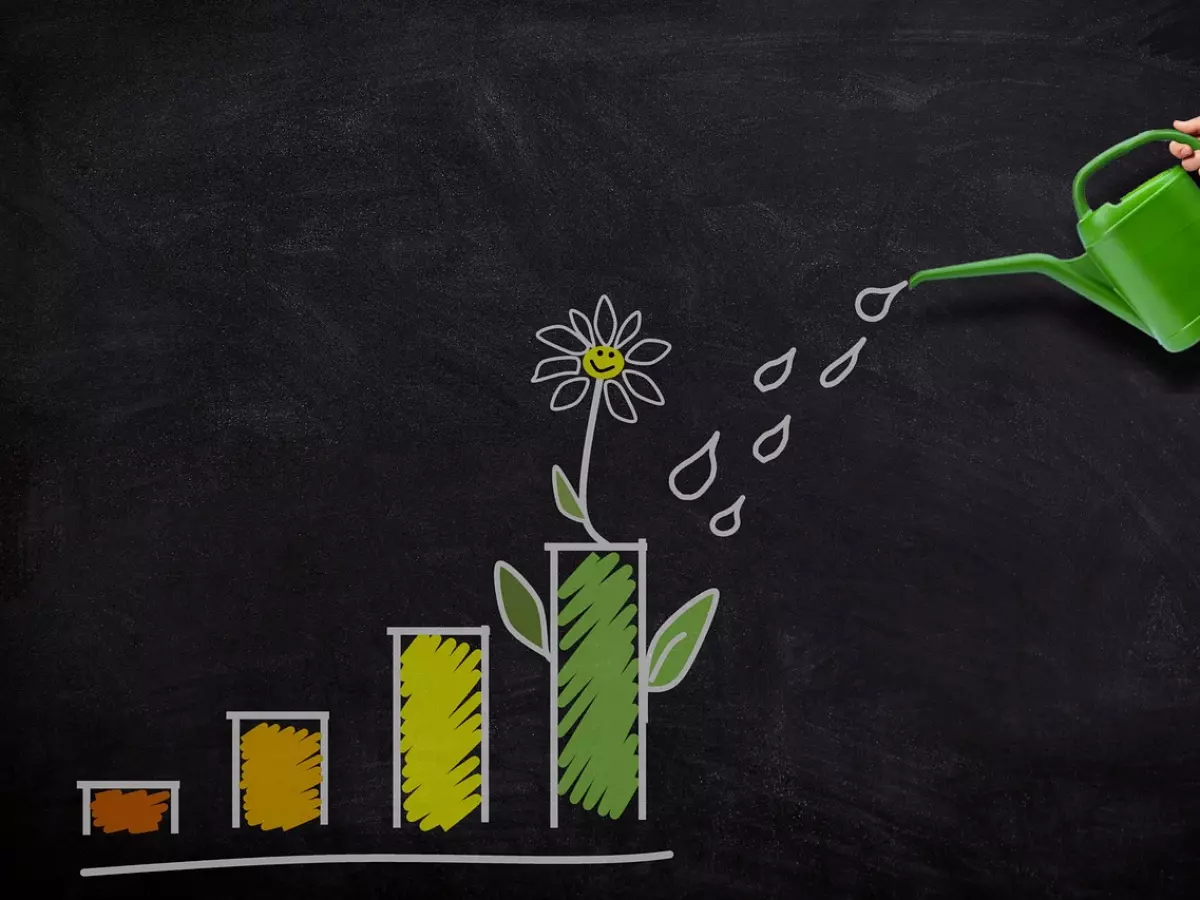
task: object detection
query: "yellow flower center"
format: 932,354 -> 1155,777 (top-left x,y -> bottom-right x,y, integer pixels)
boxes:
582,345 -> 625,380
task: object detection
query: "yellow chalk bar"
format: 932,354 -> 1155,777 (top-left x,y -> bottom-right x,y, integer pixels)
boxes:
399,634 -> 483,831
240,723 -> 322,831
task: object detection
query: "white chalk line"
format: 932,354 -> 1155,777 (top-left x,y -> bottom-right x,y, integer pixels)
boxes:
753,347 -> 796,392
593,294 -> 618,345
81,851 -> 675,877
709,495 -> 745,537
854,280 -> 908,323
604,377 -> 638,424
668,431 -> 720,501
646,589 -> 720,694
225,711 -> 328,721
819,336 -> 867,388
648,632 -> 687,685
752,415 -> 791,463
615,309 -> 642,349
493,563 -> 550,662
577,380 -> 608,543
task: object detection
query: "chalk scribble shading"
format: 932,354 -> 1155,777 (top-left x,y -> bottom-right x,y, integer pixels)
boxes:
89,790 -> 171,834
556,552 -> 640,819
399,634 -> 483,831
240,723 -> 323,831
78,781 -> 180,835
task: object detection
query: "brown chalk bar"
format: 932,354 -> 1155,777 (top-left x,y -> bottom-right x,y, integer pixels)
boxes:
90,789 -> 171,834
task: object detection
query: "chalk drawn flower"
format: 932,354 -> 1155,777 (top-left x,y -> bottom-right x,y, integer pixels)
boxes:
531,295 -> 671,425
495,294 -> 719,825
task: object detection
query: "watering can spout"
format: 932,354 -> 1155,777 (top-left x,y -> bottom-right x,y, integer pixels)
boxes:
909,252 -> 1152,337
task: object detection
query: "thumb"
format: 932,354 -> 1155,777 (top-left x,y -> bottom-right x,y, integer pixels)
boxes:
1173,117 -> 1200,135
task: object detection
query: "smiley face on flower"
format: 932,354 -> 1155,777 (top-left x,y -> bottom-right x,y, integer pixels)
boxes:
531,295 -> 671,423
582,344 -> 624,380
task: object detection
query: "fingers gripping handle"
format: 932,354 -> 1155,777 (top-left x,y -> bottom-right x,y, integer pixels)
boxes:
1072,129 -> 1200,219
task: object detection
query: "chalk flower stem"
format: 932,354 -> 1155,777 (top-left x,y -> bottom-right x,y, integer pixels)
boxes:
533,294 -> 672,538
576,381 -> 606,543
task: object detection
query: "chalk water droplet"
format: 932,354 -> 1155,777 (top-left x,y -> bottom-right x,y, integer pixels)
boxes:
855,281 -> 908,323
669,430 -> 721,501
819,337 -> 867,388
753,347 -> 796,393
709,495 -> 745,537
752,415 -> 791,463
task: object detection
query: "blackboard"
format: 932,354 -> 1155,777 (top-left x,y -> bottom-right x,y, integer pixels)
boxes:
5,1 -> 1200,897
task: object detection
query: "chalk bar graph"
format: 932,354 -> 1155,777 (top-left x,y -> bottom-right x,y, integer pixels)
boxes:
75,626 -> 678,876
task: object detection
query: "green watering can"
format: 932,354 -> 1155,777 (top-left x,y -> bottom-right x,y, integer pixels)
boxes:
909,130 -> 1200,352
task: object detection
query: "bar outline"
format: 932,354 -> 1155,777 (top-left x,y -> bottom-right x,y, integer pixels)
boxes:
225,711 -> 332,720
393,631 -> 402,828
637,538 -> 648,820
320,723 -> 329,825
76,780 -> 181,835
548,547 -> 560,829
230,717 -> 239,829
480,626 -> 491,824
387,627 -> 488,636
544,541 -> 644,552
389,626 -> 490,828
226,711 -> 330,829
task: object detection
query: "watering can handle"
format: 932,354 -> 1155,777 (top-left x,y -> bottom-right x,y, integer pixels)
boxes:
1072,129 -> 1200,218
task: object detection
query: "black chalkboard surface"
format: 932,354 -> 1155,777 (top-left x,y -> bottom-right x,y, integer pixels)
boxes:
5,1 -> 1200,897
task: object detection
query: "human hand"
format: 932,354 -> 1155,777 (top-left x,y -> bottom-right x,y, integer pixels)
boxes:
1169,118 -> 1200,172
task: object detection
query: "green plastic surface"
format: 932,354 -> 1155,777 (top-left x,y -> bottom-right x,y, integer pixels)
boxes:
910,130 -> 1200,352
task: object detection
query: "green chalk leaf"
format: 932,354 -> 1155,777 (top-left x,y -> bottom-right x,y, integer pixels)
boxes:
647,589 -> 719,692
552,465 -> 586,523
494,561 -> 550,660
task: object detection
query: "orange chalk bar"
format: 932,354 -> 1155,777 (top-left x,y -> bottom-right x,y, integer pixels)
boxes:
90,790 -> 170,835
240,723 -> 322,831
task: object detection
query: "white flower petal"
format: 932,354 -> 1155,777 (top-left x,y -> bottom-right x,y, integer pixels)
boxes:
550,377 -> 591,411
568,309 -> 596,348
622,370 -> 664,406
536,324 -> 590,356
593,294 -> 618,345
531,355 -> 581,384
614,311 -> 642,349
625,337 -> 672,366
604,378 -> 638,423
